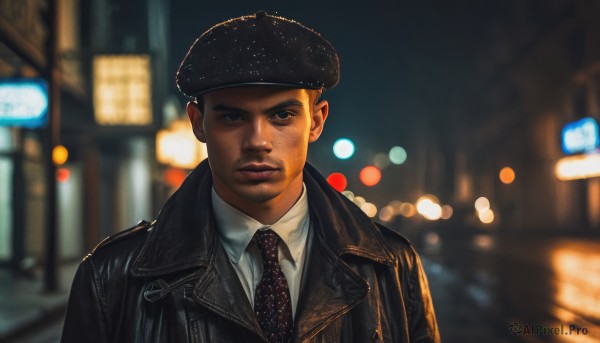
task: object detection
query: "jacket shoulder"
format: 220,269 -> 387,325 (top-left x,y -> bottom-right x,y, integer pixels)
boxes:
78,220 -> 153,290
84,220 -> 154,271
374,222 -> 412,249
91,220 -> 153,254
373,222 -> 421,267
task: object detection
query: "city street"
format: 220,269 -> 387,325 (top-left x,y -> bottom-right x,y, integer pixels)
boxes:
2,1 -> 600,342
419,233 -> 600,342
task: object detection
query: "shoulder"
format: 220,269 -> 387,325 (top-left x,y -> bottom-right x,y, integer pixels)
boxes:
81,220 -> 154,278
373,222 -> 421,269
92,220 -> 153,254
68,221 -> 154,330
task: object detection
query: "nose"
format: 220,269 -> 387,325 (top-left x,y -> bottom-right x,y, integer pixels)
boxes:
242,116 -> 272,153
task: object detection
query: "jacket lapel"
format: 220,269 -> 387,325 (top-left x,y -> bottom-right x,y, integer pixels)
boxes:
292,164 -> 399,340
191,239 -> 266,340
131,160 -> 265,339
293,226 -> 369,341
131,161 -> 215,277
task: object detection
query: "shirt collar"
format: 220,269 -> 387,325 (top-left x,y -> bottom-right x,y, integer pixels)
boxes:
212,184 -> 310,265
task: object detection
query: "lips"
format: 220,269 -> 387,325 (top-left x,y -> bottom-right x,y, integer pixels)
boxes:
238,164 -> 279,181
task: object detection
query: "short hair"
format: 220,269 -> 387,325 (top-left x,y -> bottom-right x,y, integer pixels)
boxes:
195,88 -> 322,112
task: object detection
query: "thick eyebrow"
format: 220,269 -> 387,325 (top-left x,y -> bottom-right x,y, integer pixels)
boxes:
211,99 -> 304,113
264,99 -> 304,113
211,104 -> 248,113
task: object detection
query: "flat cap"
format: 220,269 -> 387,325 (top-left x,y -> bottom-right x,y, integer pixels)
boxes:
176,11 -> 340,97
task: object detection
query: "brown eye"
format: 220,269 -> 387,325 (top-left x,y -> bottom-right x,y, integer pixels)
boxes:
271,111 -> 293,121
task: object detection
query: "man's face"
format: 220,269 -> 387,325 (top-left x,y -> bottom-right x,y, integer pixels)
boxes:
187,87 -> 328,209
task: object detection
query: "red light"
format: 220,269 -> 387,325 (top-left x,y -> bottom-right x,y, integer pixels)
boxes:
359,166 -> 381,186
164,168 -> 187,188
326,172 -> 347,192
56,167 -> 70,183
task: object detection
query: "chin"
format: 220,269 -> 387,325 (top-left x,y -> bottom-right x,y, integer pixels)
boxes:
237,185 -> 282,203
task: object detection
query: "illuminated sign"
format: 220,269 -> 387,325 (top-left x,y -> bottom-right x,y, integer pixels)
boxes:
0,79 -> 48,128
555,153 -> 600,180
561,117 -> 599,155
93,55 -> 152,125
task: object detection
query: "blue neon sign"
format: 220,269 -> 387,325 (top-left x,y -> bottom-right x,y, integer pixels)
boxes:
561,117 -> 600,155
0,79 -> 48,128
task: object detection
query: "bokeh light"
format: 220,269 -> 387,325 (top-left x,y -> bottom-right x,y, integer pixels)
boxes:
56,167 -> 70,183
425,232 -> 441,246
479,208 -> 495,224
389,146 -> 407,165
379,205 -> 395,222
361,202 -> 378,218
389,200 -> 403,214
473,234 -> 494,249
52,145 -> 69,166
441,205 -> 453,220
400,203 -> 417,217
164,168 -> 187,188
499,166 -> 516,184
326,172 -> 347,192
333,138 -> 355,159
342,190 -> 354,200
474,197 -> 491,212
416,196 -> 442,220
422,194 -> 440,204
373,153 -> 391,169
359,166 -> 382,186
354,196 -> 366,207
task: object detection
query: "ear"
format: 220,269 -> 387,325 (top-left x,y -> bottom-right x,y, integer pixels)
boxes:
308,99 -> 329,143
186,101 -> 206,143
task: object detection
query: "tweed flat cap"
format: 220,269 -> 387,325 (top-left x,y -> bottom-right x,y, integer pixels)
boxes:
176,11 -> 340,97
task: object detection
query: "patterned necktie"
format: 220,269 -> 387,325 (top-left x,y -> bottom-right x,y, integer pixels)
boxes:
254,229 -> 293,343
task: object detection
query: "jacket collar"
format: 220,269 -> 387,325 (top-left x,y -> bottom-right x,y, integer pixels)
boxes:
302,162 -> 397,267
131,160 -> 215,277
131,159 -> 396,278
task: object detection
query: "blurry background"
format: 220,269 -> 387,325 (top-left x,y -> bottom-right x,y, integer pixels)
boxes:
0,0 -> 599,342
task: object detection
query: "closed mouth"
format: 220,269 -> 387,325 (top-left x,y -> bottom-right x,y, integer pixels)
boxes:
238,164 -> 279,172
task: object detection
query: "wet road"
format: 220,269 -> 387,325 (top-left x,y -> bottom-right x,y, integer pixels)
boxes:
419,232 -> 600,343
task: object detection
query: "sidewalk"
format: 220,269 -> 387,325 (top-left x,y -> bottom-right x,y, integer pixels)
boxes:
0,262 -> 78,342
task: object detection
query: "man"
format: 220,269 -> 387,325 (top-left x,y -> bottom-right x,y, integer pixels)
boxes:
61,11 -> 440,343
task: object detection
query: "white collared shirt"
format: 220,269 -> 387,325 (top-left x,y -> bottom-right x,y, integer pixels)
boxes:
211,184 -> 310,317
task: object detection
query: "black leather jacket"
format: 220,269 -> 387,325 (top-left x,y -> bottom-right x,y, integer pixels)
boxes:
61,161 -> 440,342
